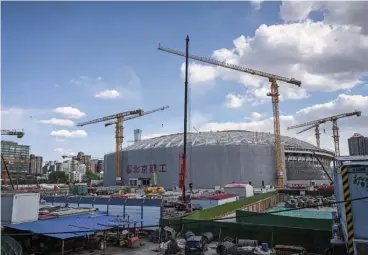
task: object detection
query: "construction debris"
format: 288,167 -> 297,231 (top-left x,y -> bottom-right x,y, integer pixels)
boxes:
284,195 -> 336,209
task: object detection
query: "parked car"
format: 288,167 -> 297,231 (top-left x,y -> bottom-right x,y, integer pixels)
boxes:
185,236 -> 208,254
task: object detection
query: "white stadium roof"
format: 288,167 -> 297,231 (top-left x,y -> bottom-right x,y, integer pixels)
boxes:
123,130 -> 334,155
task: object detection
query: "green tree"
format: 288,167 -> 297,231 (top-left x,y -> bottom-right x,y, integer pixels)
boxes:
85,170 -> 101,181
48,171 -> 68,183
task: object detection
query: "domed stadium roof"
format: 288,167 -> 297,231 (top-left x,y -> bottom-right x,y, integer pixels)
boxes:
123,130 -> 334,154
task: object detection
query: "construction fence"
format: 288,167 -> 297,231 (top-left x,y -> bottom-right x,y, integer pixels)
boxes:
160,191 -> 332,253
179,220 -> 331,254
236,210 -> 332,231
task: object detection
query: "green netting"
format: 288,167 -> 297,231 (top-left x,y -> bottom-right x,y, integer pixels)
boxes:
236,210 -> 332,231
185,191 -> 277,220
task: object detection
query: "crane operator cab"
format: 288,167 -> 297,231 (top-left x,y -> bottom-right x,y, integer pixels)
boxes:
329,156 -> 368,255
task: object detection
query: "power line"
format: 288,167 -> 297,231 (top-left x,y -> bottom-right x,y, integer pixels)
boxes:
2,196 -> 367,237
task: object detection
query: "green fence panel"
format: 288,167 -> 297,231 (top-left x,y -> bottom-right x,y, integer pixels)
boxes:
235,210 -> 332,231
185,191 -> 277,220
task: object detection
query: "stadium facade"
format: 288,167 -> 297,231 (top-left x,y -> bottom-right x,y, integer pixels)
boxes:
104,131 -> 335,188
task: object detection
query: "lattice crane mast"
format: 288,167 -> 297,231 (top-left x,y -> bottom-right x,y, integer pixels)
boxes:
287,111 -> 361,156
1,129 -> 25,138
158,44 -> 302,187
77,109 -> 144,185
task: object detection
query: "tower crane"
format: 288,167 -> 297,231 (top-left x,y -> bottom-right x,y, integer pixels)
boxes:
77,106 -> 169,185
1,129 -> 25,138
104,106 -> 169,127
77,109 -> 143,185
287,111 -> 362,156
158,43 -> 302,187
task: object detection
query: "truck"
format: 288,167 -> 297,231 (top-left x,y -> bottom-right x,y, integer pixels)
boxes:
329,156 -> 368,255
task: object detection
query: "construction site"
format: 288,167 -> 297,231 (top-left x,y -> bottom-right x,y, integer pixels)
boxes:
1,34 -> 368,255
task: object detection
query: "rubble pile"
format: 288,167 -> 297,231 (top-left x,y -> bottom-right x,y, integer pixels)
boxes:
284,195 -> 336,209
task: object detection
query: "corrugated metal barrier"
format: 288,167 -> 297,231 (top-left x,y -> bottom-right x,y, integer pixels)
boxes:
41,196 -> 163,229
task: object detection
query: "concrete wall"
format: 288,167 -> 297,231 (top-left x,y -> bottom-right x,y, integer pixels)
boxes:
104,144 -> 280,189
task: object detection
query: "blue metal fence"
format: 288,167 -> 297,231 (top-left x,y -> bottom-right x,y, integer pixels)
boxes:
41,196 -> 163,229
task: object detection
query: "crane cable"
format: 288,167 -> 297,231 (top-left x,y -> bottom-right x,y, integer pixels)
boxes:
188,65 -> 193,186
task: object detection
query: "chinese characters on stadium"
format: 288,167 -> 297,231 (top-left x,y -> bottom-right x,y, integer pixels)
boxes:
126,164 -> 167,174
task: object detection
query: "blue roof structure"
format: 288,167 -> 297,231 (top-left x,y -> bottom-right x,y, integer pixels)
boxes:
6,213 -> 143,240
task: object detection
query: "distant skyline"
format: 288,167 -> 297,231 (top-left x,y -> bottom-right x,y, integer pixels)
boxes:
2,1 -> 368,161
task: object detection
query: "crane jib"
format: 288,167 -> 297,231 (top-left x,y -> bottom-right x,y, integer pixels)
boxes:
158,45 -> 302,86
287,111 -> 362,130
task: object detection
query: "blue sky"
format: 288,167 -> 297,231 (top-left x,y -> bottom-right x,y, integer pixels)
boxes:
2,1 -> 368,161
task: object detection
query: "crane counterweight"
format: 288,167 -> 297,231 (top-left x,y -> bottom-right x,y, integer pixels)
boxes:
1,129 -> 25,139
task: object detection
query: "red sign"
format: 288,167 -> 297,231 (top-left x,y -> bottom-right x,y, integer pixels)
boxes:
126,164 -> 167,174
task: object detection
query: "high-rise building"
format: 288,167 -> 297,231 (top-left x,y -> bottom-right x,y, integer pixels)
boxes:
90,159 -> 103,173
96,159 -> 104,173
30,154 -> 43,175
62,160 -> 86,182
56,162 -> 63,172
30,154 -> 36,173
1,140 -> 30,174
348,133 -> 368,156
73,152 -> 92,171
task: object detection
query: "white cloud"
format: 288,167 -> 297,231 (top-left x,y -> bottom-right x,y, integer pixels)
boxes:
53,107 -> 86,119
279,2 -> 322,23
69,69 -> 143,104
95,89 -> 121,99
280,2 -> 368,35
39,118 -> 74,127
251,112 -> 263,121
199,94 -> 368,155
177,2 -> 368,105
225,93 -> 247,108
50,129 -> 88,138
0,107 -> 47,133
180,62 -> 216,86
54,148 -> 76,156
250,0 -> 263,10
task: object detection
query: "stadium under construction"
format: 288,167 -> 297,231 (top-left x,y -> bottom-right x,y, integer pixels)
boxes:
104,130 -> 335,188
